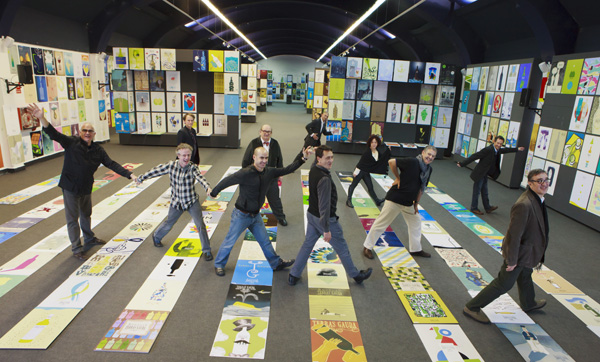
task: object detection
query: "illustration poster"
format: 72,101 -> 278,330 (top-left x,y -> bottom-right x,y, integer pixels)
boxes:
397,291 -> 457,324
515,63 -> 531,92
144,48 -> 160,70
587,176 -> 600,217
497,323 -> 575,362
414,325 -> 483,362
393,60 -> 409,82
330,56 -> 347,79
417,105 -> 433,125
210,316 -> 268,358
569,170 -> 594,210
587,96 -> 600,135
546,61 -> 566,94
128,48 -> 145,70
361,58 -> 378,80
355,101 -> 371,121
561,58 -> 584,95
378,59 -> 394,81
578,57 -> 600,95
96,310 -> 170,353
569,96 -> 593,132
310,321 -> 366,362
424,62 -> 441,85
224,50 -> 240,73
401,104 -> 417,124
346,57 -> 362,79
562,131 -> 584,168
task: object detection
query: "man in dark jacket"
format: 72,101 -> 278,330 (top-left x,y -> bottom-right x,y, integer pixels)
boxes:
303,112 -> 332,148
28,104 -> 136,261
210,146 -> 313,276
457,136 -> 524,215
242,124 -> 287,226
288,145 -> 372,286
463,169 -> 550,324
176,113 -> 199,164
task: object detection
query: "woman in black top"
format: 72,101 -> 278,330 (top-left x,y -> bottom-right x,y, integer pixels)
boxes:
177,113 -> 199,164
346,135 -> 390,208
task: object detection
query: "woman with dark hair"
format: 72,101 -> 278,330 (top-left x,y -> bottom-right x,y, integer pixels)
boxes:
346,135 -> 391,207
177,113 -> 200,164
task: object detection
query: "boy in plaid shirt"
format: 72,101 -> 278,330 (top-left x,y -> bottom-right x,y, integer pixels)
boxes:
136,144 -> 214,260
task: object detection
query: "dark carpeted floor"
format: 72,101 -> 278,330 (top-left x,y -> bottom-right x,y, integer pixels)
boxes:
0,102 -> 598,361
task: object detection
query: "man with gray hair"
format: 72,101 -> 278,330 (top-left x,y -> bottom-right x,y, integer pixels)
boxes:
362,146 -> 437,259
28,104 -> 137,261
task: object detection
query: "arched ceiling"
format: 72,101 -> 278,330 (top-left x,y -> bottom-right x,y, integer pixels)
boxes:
1,0 -> 596,66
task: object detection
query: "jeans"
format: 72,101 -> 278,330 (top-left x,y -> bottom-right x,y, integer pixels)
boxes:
214,208 -> 280,269
363,200 -> 423,252
471,177 -> 491,211
347,171 -> 381,202
466,261 -> 536,311
290,213 -> 359,278
63,189 -> 95,254
154,200 -> 211,252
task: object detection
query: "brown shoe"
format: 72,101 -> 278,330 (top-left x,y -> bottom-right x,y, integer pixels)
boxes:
471,209 -> 484,215
363,247 -> 374,259
523,299 -> 546,312
463,307 -> 490,324
486,206 -> 498,213
73,252 -> 88,261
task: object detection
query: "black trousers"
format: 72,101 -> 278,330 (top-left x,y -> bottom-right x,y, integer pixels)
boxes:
266,179 -> 285,220
347,171 -> 381,202
466,261 -> 536,311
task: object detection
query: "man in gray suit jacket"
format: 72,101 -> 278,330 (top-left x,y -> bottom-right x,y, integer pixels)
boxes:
457,136 -> 524,215
463,169 -> 550,324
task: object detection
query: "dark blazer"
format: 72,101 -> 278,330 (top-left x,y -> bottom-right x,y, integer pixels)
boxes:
242,137 -> 283,168
355,145 -> 391,175
502,189 -> 548,268
303,118 -> 332,147
177,127 -> 199,164
458,144 -> 518,181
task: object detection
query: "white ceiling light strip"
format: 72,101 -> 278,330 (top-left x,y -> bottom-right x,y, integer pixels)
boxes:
201,0 -> 268,60
317,0 -> 386,62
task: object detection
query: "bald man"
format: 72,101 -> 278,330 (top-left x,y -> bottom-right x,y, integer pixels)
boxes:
242,124 -> 288,226
28,104 -> 137,261
210,146 -> 313,276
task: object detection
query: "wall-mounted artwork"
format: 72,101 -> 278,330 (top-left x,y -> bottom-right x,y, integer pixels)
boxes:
357,80 -> 373,101
151,113 -> 165,133
149,71 -> 166,91
587,97 -> 600,135
113,92 -> 129,113
569,96 -> 593,133
32,48 -> 44,75
167,113 -> 181,133
165,71 -> 180,92
248,64 -> 257,78
113,47 -> 129,70
81,54 -> 90,76
355,101 -> 371,121
417,105 -> 433,125
346,57 -> 362,79
166,92 -> 181,113
362,58 -> 379,80
378,59 -> 394,81
515,63 -> 531,92
478,67 -> 489,91
562,131 -> 584,168
491,92 -> 503,118
342,100 -> 355,120
393,60 -> 409,82
214,94 -> 225,114
224,73 -> 239,94
224,95 -> 240,116
208,50 -> 224,72
135,91 -> 150,112
144,48 -> 160,70
495,65 -> 508,91
160,49 -> 176,70
341,120 -> 353,142
46,76 -> 58,101
197,114 -> 213,135
30,131 -> 43,157
43,49 -> 56,75
151,92 -> 166,112
193,50 -> 208,72
248,77 -> 257,91
416,125 -> 431,144
402,104 -> 417,124
371,102 -> 386,122
35,76 -> 48,102
372,81 -> 388,102
224,50 -> 239,73
18,45 -> 31,66
420,84 -> 435,105
18,107 -> 39,130
505,64 -> 520,92
487,66 -> 498,91
329,78 -> 345,100
136,112 -> 151,134
330,56 -> 347,79
182,93 -> 197,112
471,67 -> 481,90
546,61 -> 565,94
134,70 -> 149,90
329,100 -> 344,120
83,78 -> 92,99
424,62 -> 441,85
128,48 -> 145,70
437,107 -> 453,128
343,79 -> 356,100
408,61 -> 425,83
560,59 -> 584,95
439,86 -> 456,107
578,135 -> 600,174
214,114 -> 227,135
385,102 -> 401,123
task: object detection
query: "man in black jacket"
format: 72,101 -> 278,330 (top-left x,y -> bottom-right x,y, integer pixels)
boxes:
242,124 -> 287,226
176,113 -> 199,164
28,104 -> 137,261
457,136 -> 524,215
303,112 -> 332,148
210,146 -> 313,276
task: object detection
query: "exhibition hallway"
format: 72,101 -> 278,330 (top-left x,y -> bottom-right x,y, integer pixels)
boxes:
0,102 -> 598,361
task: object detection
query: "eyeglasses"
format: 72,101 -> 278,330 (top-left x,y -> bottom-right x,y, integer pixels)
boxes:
531,178 -> 550,184
81,129 -> 95,133
261,130 -> 272,133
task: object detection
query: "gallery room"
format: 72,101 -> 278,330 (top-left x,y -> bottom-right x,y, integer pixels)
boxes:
0,0 -> 598,361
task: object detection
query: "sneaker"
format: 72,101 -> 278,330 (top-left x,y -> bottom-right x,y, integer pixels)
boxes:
274,258 -> 295,271
346,199 -> 354,208
353,268 -> 373,284
523,299 -> 546,312
409,250 -> 431,258
463,306 -> 490,324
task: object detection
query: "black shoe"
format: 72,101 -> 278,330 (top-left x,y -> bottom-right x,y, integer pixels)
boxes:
523,299 -> 546,312
215,267 -> 225,276
376,199 -> 385,206
204,251 -> 213,261
353,268 -> 373,284
152,235 -> 163,247
346,199 -> 354,208
275,258 -> 295,271
288,274 -> 300,285
83,238 -> 107,252
278,218 -> 288,226
409,250 -> 431,258
73,252 -> 88,261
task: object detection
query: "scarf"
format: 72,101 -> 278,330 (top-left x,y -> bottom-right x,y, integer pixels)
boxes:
416,154 -> 431,192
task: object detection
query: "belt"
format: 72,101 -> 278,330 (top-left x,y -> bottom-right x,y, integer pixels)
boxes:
237,208 -> 258,217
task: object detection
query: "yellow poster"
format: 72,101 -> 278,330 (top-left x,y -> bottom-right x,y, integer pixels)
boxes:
397,291 -> 458,324
128,48 -> 145,70
329,79 -> 345,100
208,50 -> 224,72
0,308 -> 79,349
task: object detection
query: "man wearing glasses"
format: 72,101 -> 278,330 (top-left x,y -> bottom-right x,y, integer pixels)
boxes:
242,124 -> 288,226
463,169 -> 550,324
27,104 -> 137,261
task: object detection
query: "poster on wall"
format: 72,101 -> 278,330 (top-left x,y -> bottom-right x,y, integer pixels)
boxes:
424,62 -> 441,85
129,48 -> 145,70
160,49 -> 176,70
113,47 -> 129,69
362,58 -> 379,80
561,59 -> 584,95
346,57 -> 362,79
569,96 -> 593,133
330,56 -> 347,79
393,60 -> 409,82
144,48 -> 160,70
193,50 -> 208,72
182,93 -> 197,112
208,50 -> 224,72
378,59 -> 394,81
224,50 -> 239,73
408,61 -> 425,83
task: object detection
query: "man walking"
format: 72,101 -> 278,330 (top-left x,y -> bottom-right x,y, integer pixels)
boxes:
463,169 -> 550,324
136,144 -> 213,260
457,136 -> 524,215
242,124 -> 288,226
362,146 -> 437,259
28,104 -> 136,261
210,146 -> 313,276
288,145 -> 372,286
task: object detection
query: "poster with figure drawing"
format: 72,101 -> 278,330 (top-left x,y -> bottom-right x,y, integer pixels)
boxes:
346,57 -> 362,79
361,58 -> 378,80
562,132 -> 584,168
555,294 -> 600,326
424,62 -> 441,84
569,96 -> 593,132
569,170 -> 594,210
543,160 -> 560,195
393,60 -> 409,82
310,320 -> 367,362
578,57 -> 600,95
501,92 -> 514,119
546,61 -> 565,94
586,176 -> 600,217
415,325 -> 483,362
499,323 -> 576,362
577,135 -> 600,174
534,126 -> 552,159
507,122 -> 520,148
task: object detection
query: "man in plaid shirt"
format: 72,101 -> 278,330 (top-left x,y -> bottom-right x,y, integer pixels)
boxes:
136,144 -> 214,260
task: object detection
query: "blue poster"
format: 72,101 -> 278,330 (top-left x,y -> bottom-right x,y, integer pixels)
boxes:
224,95 -> 239,116
330,56 -> 347,79
35,76 -> 48,102
115,113 -> 130,133
515,63 -> 532,92
193,50 -> 208,72
231,260 -> 273,286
